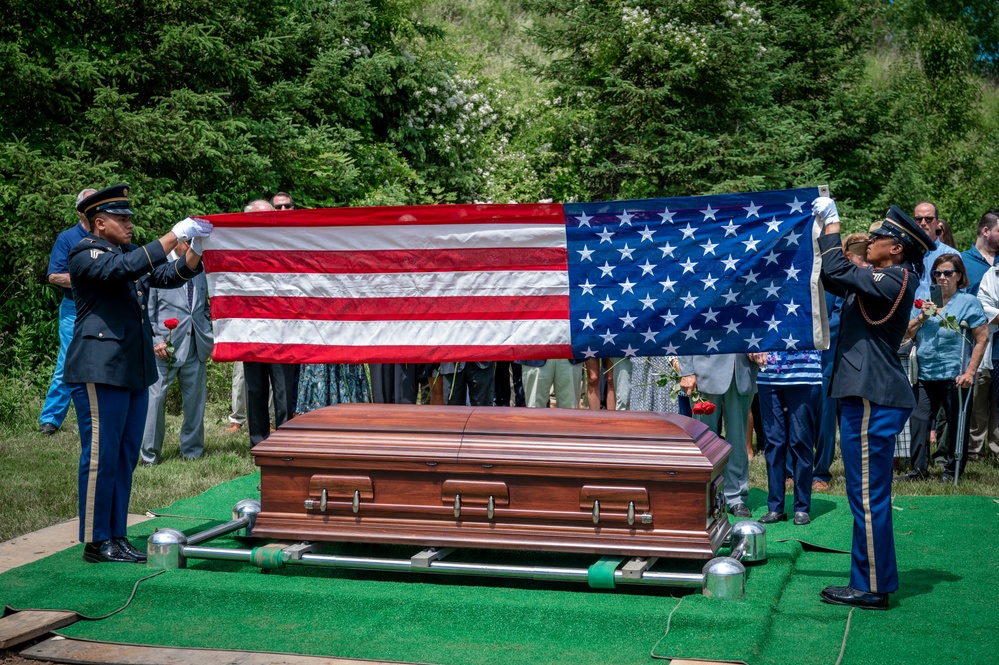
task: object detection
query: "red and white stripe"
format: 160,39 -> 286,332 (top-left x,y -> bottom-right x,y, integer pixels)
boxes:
200,204 -> 572,364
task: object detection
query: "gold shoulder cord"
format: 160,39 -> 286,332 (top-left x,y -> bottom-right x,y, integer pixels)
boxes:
858,269 -> 909,326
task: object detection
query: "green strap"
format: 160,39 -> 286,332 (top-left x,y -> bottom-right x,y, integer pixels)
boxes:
250,545 -> 286,569
587,556 -> 625,589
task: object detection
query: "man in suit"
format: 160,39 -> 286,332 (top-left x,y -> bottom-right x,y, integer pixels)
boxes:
677,353 -> 761,517
813,198 -> 933,610
140,239 -> 214,465
65,184 -> 212,563
439,362 -> 495,406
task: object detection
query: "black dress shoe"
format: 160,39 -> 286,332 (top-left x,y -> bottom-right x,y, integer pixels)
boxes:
941,473 -> 954,483
82,539 -> 140,564
39,423 -> 58,435
820,585 -> 889,610
113,537 -> 147,562
794,511 -> 811,525
730,503 -> 752,518
758,511 -> 787,524
896,470 -> 927,482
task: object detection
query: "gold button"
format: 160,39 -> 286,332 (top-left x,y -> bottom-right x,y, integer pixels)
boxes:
136,290 -> 143,296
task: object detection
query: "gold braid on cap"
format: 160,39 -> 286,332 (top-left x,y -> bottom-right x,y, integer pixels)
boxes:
858,268 -> 909,326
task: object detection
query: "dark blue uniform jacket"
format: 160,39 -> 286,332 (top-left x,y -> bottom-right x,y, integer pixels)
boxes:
64,234 -> 202,391
819,233 -> 917,409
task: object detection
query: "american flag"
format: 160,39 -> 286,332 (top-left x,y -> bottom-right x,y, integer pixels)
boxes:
201,187 -> 828,364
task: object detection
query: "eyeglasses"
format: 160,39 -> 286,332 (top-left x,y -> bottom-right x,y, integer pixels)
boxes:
914,216 -> 936,223
274,203 -> 293,210
932,269 -> 957,278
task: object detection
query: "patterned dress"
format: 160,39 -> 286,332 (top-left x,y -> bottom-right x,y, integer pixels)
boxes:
628,357 -> 679,413
297,364 -> 370,414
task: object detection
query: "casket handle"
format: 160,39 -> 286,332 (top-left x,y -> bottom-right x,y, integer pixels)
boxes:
487,495 -> 495,520
319,488 -> 328,513
453,494 -> 462,518
627,501 -> 635,526
592,500 -> 600,524
352,490 -> 360,514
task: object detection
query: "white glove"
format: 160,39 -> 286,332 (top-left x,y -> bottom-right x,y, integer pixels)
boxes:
191,236 -> 205,256
811,197 -> 840,227
171,217 -> 213,242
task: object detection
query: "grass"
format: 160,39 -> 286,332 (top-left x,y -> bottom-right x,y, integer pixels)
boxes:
4,396 -> 999,542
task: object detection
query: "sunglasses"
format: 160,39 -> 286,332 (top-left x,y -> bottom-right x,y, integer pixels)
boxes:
932,269 -> 957,278
274,203 -> 293,210
914,216 -> 936,223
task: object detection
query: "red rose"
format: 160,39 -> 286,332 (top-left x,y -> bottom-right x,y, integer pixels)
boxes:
692,400 -> 717,415
164,318 -> 180,330
913,299 -> 924,310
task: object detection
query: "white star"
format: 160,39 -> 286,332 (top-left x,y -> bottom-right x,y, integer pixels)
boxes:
618,211 -> 634,227
639,293 -> 657,309
784,299 -> 800,316
745,333 -> 762,349
597,228 -> 615,244
764,282 -> 781,298
599,295 -> 617,311
765,216 -> 781,233
743,201 -> 762,218
700,274 -> 719,290
577,212 -> 593,227
681,257 -> 697,273
619,278 -> 636,294
682,325 -> 700,340
721,220 -> 741,237
704,337 -> 721,352
617,244 -> 635,260
579,279 -> 596,295
599,329 -> 618,345
784,229 -> 802,247
659,207 -> 676,224
788,197 -> 805,214
619,312 -> 637,328
783,334 -> 799,350
681,292 -> 699,308
741,269 -> 760,284
721,255 -> 739,271
660,310 -> 678,326
662,342 -> 680,354
722,288 -> 740,304
784,265 -> 801,281
701,308 -> 719,323
599,262 -> 616,277
579,314 -> 597,330
639,226 -> 656,242
723,319 -> 741,334
582,347 -> 597,359
659,276 -> 677,292
659,242 -> 677,258
640,328 -> 658,343
741,235 -> 760,252
744,300 -> 761,317
701,204 -> 718,221
763,250 -> 780,265
577,245 -> 594,261
622,344 -> 639,357
766,315 -> 782,331
700,239 -> 718,256
681,223 -> 698,239
638,259 -> 656,275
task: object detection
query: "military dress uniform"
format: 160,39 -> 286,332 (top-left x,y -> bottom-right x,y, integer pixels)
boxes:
818,205 -> 933,605
64,187 -> 202,554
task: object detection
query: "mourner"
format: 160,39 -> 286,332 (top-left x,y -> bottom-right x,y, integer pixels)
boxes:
812,197 -> 934,610
65,184 -> 213,564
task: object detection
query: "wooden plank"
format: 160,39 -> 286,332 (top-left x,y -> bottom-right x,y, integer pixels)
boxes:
0,610 -> 77,649
21,636 -> 427,664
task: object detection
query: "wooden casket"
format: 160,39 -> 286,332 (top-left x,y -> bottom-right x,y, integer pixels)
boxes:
251,404 -> 732,559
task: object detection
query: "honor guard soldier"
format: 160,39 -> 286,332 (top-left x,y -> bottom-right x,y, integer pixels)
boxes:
813,198 -> 934,610
64,184 -> 213,563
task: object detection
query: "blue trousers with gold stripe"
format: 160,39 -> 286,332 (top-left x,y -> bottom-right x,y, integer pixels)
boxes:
68,383 -> 148,543
839,397 -> 910,594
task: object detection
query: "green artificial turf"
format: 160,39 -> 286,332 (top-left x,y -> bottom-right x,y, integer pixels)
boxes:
2,474 -> 997,665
